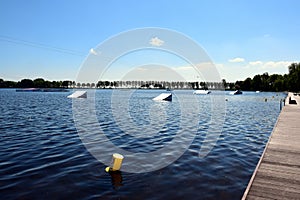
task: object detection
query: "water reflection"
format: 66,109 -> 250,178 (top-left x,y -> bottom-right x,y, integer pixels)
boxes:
108,171 -> 123,190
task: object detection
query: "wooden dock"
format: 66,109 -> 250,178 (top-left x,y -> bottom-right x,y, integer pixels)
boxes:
242,93 -> 300,200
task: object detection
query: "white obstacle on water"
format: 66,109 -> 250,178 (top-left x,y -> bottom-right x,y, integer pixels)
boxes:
193,90 -> 211,95
153,93 -> 172,101
229,90 -> 243,95
67,91 -> 87,98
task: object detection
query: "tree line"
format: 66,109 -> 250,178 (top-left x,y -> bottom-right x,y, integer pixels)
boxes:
0,78 -> 227,90
1,63 -> 299,92
0,78 -> 73,88
233,63 -> 300,92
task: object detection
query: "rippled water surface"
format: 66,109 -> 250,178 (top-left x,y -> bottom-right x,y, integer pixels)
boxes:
0,89 -> 286,199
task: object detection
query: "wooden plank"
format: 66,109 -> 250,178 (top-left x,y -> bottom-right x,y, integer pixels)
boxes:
267,143 -> 300,153
246,195 -> 273,200
248,184 -> 300,200
263,151 -> 300,166
254,168 -> 300,185
259,162 -> 300,176
243,93 -> 300,200
252,176 -> 300,193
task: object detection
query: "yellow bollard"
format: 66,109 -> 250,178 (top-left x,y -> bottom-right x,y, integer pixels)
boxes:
112,153 -> 124,171
105,153 -> 124,172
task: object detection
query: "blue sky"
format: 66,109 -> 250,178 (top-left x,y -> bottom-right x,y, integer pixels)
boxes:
0,0 -> 299,82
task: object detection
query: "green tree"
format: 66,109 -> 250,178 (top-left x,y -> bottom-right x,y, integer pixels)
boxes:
0,79 -> 17,88
228,82 -> 235,90
222,79 -> 227,89
97,81 -> 104,88
242,78 -> 252,91
261,72 -> 269,91
104,81 -> 110,88
33,78 -> 46,88
234,81 -> 243,90
252,75 -> 262,91
287,63 -> 300,91
62,80 -> 71,88
17,79 -> 34,88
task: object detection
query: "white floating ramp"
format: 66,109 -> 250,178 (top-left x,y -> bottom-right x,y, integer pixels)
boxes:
67,91 -> 87,98
193,90 -> 211,95
229,90 -> 243,95
153,93 -> 172,101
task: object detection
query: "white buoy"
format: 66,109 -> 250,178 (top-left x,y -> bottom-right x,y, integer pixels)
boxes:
67,91 -> 87,98
105,153 -> 124,172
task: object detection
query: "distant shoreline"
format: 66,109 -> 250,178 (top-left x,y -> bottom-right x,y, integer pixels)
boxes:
1,62 -> 300,92
0,87 -> 289,93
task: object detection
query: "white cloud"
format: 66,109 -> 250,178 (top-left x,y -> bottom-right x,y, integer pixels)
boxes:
149,37 -> 164,47
136,67 -> 148,71
175,62 -> 214,72
195,62 -> 215,69
136,66 -> 167,72
89,48 -> 98,55
215,60 -> 295,82
228,57 -> 245,63
248,60 -> 293,69
175,66 -> 193,71
262,61 -> 293,69
173,62 -> 221,82
249,61 -> 263,66
215,63 -> 224,68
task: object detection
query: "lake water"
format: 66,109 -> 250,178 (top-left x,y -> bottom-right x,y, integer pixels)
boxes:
0,89 -> 286,199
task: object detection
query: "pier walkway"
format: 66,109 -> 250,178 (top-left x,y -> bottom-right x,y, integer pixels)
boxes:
242,93 -> 300,200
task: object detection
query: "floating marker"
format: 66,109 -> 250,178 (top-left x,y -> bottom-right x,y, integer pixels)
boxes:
105,153 -> 124,172
105,166 -> 110,173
